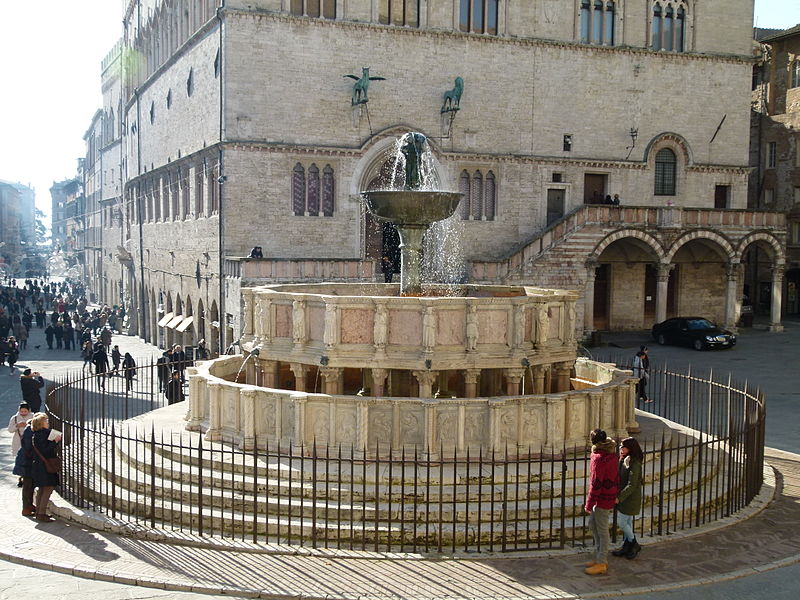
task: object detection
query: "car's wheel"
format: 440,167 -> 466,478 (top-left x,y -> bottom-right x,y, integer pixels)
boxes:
693,339 -> 704,351
657,334 -> 666,346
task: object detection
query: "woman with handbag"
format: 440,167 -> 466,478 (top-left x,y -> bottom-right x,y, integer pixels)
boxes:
29,412 -> 61,522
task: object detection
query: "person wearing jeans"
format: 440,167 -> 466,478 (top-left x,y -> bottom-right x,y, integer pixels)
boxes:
613,437 -> 644,559
584,428 -> 619,575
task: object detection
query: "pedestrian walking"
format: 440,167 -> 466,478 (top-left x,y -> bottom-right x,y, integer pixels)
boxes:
20,369 -> 45,413
44,323 -> 55,349
81,340 -> 94,373
584,428 -> 619,576
612,437 -> 644,560
633,346 -> 651,404
54,321 -> 63,349
111,344 -> 122,375
196,339 -> 209,360
122,352 -> 136,392
92,343 -> 110,390
6,337 -> 18,373
63,320 -> 74,350
165,370 -> 185,405
171,344 -> 187,382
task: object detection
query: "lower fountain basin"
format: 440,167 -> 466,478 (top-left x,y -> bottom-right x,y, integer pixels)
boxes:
362,190 -> 463,226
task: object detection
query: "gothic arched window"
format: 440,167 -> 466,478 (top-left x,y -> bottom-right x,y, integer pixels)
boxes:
460,169 -> 498,220
580,0 -> 615,45
792,59 -> 800,89
652,2 -> 687,52
292,162 -> 334,216
307,164 -> 320,216
459,170 -> 471,219
379,1 -> 420,27
654,148 -> 677,196
322,165 -> 335,217
292,163 -> 306,216
459,0 -> 499,35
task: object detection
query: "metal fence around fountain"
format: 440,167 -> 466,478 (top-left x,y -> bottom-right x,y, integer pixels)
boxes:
45,360 -> 765,554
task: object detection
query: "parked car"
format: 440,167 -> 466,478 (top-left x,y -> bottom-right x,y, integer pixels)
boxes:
651,317 -> 736,351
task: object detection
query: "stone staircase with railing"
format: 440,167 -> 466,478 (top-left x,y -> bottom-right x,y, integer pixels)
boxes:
58,404 -> 744,553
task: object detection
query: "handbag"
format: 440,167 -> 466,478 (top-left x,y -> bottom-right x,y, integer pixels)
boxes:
32,436 -> 61,474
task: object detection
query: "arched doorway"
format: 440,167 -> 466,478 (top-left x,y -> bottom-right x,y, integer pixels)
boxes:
594,237 -> 664,330
209,300 -> 219,356
741,240 -> 780,317
364,159 -> 403,278
670,238 -> 730,325
787,268 -> 800,316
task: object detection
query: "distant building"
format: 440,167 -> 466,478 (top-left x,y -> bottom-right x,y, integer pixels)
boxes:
751,23 -> 800,316
0,180 -> 36,275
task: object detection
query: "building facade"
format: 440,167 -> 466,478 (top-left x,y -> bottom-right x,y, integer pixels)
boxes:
88,0 -> 785,352
751,24 -> 800,316
0,181 -> 36,275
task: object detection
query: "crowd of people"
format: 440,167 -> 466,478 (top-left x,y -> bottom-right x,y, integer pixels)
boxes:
1,276 -> 201,524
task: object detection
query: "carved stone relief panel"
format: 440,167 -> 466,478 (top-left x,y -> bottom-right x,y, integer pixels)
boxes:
335,404 -> 358,445
437,309 -> 466,346
524,307 -> 533,342
222,388 -> 239,430
435,407 -> 459,449
388,309 -> 422,346
520,403 -> 547,447
478,309 -> 509,345
274,303 -> 292,338
567,396 -> 586,442
398,406 -> 425,447
306,402 -> 330,444
367,406 -> 394,449
341,308 -> 375,344
498,406 -> 518,446
255,394 -> 277,438
464,408 -> 487,448
308,305 -> 325,342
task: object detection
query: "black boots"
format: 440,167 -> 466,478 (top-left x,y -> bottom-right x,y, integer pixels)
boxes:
611,539 -> 641,559
611,540 -> 630,557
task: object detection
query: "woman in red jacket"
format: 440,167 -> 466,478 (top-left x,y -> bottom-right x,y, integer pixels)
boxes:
584,428 -> 620,575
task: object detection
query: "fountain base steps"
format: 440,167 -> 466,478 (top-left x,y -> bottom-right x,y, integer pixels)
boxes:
52,404 -> 746,552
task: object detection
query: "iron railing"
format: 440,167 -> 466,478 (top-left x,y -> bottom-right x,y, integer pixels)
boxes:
45,359 -> 765,553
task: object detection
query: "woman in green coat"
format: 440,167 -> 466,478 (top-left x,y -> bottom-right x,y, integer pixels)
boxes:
613,437 -> 644,559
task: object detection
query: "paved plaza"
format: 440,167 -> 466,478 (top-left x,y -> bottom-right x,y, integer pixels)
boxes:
0,322 -> 797,599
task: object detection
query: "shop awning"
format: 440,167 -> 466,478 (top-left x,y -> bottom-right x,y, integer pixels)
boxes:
166,315 -> 184,329
157,312 -> 174,328
176,316 -> 194,332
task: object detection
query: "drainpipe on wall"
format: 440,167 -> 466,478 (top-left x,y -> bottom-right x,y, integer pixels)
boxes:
216,1 -> 227,355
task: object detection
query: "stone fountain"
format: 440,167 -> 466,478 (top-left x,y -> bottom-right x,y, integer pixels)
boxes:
362,132 -> 462,295
186,131 -> 636,458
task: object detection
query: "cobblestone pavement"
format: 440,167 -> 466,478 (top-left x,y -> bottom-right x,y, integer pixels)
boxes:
0,324 -> 797,599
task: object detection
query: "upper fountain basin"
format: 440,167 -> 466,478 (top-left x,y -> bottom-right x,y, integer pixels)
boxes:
362,190 -> 463,226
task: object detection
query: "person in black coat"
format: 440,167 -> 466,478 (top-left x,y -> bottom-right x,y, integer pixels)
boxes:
170,344 -> 187,381
44,324 -> 55,349
165,370 -> 185,405
156,351 -> 171,392
28,412 -> 60,522
92,343 -> 110,390
13,423 -> 35,516
122,352 -> 136,392
20,369 -> 44,413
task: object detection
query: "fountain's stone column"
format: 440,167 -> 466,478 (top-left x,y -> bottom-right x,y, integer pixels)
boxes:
260,359 -> 278,388
371,368 -> 389,397
533,365 -> 546,394
290,363 -> 309,392
412,370 -> 438,398
555,361 -> 573,392
584,261 -> 597,337
186,372 -> 204,431
320,367 -> 344,394
504,368 -> 525,396
463,368 -> 480,397
398,226 -> 426,296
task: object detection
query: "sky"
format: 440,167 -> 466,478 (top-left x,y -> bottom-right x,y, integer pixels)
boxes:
0,0 -> 798,224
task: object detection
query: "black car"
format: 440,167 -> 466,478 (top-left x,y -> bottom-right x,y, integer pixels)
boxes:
651,317 -> 736,351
